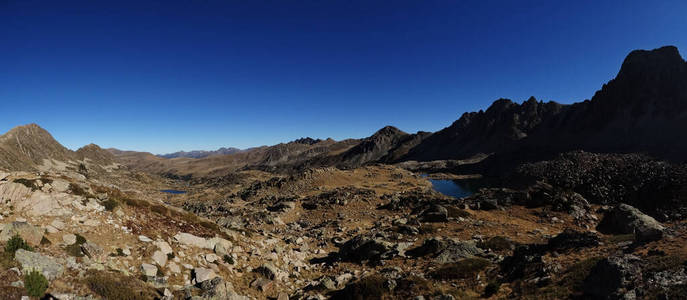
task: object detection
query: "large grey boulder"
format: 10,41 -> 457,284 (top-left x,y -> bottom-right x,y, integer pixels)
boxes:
15,249 -> 64,281
597,204 -> 665,242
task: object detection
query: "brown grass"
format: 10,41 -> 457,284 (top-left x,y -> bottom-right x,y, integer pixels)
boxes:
85,270 -> 158,300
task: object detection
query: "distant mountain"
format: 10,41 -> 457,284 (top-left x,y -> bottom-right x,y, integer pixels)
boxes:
158,147 -> 244,159
0,124 -> 116,173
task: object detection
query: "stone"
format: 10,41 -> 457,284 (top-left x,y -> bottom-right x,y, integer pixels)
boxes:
45,225 -> 59,234
0,221 -> 45,246
62,234 -> 77,245
168,262 -> 181,274
175,232 -> 212,249
138,235 -> 153,242
597,204 -> 665,243
81,241 -> 104,261
15,249 -> 64,281
194,267 -> 217,283
154,240 -> 173,255
547,229 -> 600,251
420,204 -> 448,222
338,235 -> 395,263
152,250 -> 168,267
583,254 -> 641,299
141,263 -> 158,277
212,237 -> 233,257
434,240 -> 483,263
205,253 -> 219,263
250,277 -> 273,291
407,237 -> 447,257
51,218 -> 66,231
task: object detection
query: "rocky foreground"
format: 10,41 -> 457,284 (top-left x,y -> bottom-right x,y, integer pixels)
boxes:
1,150 -> 685,299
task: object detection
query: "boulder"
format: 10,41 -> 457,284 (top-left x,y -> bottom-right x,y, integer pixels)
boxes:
0,221 -> 45,246
15,249 -> 64,280
141,263 -> 158,277
420,204 -> 448,222
154,240 -> 173,255
152,250 -> 168,267
434,240 -> 483,263
194,267 -> 218,283
597,204 -> 665,242
62,234 -> 77,245
406,238 -> 447,257
175,232 -> 213,249
199,277 -> 250,300
583,254 -> 642,299
547,229 -> 600,251
338,235 -> 395,263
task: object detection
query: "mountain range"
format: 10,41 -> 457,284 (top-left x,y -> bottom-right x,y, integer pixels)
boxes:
0,46 -> 685,178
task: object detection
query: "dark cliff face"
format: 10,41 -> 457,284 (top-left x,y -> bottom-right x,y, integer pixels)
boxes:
401,46 -> 687,163
403,97 -> 565,161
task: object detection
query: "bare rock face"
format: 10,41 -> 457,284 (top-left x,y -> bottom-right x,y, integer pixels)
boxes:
597,204 -> 665,243
15,249 -> 64,281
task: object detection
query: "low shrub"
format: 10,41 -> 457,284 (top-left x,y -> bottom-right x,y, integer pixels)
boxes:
85,270 -> 158,300
24,270 -> 48,298
102,199 -> 119,211
4,235 -> 33,257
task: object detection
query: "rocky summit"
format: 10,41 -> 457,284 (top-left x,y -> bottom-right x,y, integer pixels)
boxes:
1,46 -> 687,300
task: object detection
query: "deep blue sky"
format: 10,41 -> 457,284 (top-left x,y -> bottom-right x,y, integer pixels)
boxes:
2,1 -> 686,154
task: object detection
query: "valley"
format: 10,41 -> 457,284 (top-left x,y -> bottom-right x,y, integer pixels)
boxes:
1,46 -> 687,299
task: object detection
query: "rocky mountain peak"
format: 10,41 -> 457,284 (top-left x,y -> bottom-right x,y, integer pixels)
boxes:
372,126 -> 407,138
618,45 -> 685,80
291,137 -> 323,145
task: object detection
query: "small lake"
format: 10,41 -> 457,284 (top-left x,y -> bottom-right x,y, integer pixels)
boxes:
161,189 -> 187,194
426,177 -> 487,198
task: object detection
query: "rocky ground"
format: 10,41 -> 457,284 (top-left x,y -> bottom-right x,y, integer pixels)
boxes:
1,153 -> 686,299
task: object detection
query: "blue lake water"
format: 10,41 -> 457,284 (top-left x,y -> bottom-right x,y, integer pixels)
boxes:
426,177 -> 486,198
161,189 -> 187,194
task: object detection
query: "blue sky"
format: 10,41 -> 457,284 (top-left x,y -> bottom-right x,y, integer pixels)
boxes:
1,0 -> 686,154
